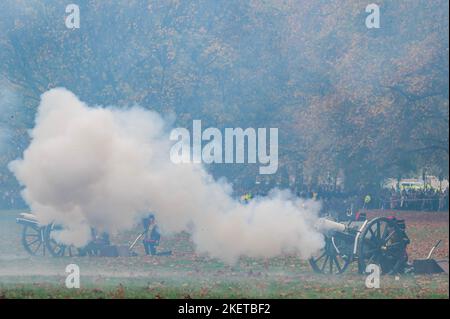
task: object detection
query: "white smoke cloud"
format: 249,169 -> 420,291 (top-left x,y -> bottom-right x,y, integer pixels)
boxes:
9,88 -> 324,262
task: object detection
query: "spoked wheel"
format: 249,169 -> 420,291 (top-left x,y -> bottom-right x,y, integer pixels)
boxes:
358,217 -> 409,275
309,235 -> 352,274
45,224 -> 79,257
21,224 -> 47,256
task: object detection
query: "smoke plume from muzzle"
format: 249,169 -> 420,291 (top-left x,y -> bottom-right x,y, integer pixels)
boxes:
9,88 -> 324,262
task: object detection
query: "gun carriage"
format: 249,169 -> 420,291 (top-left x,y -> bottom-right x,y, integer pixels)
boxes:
15,212 -> 163,257
310,215 -> 410,274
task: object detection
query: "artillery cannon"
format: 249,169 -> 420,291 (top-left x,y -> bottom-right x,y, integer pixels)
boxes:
310,215 -> 410,275
16,213 -> 109,257
15,212 -> 166,257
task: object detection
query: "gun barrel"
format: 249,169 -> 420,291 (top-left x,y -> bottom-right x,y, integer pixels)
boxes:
316,218 -> 346,233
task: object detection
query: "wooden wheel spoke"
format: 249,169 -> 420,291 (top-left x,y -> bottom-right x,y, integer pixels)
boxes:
376,222 -> 381,239
314,251 -> 327,262
381,224 -> 390,240
31,241 -> 43,254
27,238 -> 41,246
321,255 -> 329,272
382,231 -> 395,245
333,255 -> 342,273
25,234 -> 40,238
329,256 -> 333,273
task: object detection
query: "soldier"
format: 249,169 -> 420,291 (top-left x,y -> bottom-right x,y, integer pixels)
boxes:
142,214 -> 160,255
240,192 -> 253,204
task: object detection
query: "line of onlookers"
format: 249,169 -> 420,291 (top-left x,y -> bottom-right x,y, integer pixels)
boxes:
240,184 -> 449,212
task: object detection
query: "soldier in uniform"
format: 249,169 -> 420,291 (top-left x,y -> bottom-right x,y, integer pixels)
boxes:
140,214 -> 172,256
142,214 -> 160,255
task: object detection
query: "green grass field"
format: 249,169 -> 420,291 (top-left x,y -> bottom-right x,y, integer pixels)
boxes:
0,210 -> 448,299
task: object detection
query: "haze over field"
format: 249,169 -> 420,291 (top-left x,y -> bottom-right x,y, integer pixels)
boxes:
9,88 -> 324,262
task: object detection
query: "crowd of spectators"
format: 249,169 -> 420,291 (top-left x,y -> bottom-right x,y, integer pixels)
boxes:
238,182 -> 449,213
378,187 -> 449,212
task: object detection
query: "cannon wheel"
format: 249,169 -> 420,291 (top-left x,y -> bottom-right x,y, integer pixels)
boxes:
46,238 -> 77,257
45,224 -> 79,257
309,235 -> 352,274
358,217 -> 408,274
21,224 -> 47,256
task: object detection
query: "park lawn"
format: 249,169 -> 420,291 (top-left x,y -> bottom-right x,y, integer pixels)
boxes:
0,272 -> 448,299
